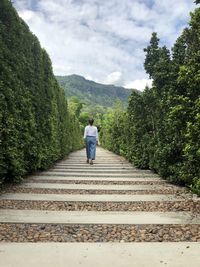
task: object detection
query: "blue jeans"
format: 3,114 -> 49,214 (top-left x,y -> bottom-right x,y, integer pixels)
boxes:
86,136 -> 96,160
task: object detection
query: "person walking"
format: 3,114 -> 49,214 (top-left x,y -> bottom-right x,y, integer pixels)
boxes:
84,118 -> 99,165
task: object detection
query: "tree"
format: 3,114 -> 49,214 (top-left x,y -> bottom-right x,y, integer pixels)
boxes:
68,96 -> 84,118
144,32 -> 160,79
100,4 -> 200,195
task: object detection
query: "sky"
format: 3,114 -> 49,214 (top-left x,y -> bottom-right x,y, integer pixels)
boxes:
13,0 -> 196,91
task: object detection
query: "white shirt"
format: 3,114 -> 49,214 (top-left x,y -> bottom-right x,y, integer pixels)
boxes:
84,125 -> 98,140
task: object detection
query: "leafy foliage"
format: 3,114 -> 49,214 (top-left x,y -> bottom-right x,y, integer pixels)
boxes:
100,101 -> 128,155
0,0 -> 83,184
101,6 -> 200,196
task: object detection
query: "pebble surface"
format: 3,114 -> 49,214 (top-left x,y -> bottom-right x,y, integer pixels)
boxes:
0,224 -> 200,242
0,147 -> 199,243
28,179 -> 165,185
0,200 -> 199,212
2,187 -> 186,195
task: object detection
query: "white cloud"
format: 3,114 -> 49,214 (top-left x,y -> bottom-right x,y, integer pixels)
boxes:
18,10 -> 35,21
13,0 -> 196,91
104,72 -> 123,85
125,79 -> 153,91
85,75 -> 93,81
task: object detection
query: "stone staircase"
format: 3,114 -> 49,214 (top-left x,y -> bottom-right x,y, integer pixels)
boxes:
0,147 -> 200,266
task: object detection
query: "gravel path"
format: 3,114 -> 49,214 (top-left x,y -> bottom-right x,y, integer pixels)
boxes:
0,200 -> 199,212
0,147 -> 199,244
1,224 -> 200,242
2,187 -> 185,195
27,179 -> 165,185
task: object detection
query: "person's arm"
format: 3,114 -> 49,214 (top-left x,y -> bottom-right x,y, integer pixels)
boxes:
83,126 -> 87,139
96,127 -> 99,144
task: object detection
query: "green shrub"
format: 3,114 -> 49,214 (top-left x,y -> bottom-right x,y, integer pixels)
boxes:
0,0 -> 83,184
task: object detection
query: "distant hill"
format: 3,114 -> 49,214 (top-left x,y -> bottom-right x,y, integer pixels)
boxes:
56,74 -> 136,107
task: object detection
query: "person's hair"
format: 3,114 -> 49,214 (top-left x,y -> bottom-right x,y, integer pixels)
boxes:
89,118 -> 94,125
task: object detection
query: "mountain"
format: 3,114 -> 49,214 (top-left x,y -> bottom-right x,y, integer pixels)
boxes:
56,74 -> 136,107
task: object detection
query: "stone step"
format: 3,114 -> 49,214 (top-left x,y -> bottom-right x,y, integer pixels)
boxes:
1,146 -> 198,267
51,168 -> 133,171
0,193 -> 184,202
55,163 -> 132,166
65,155 -> 125,157
61,163 -> 132,166
40,172 -> 157,177
0,210 -> 199,224
48,169 -> 145,173
1,243 -> 199,267
33,175 -> 159,180
65,161 -> 126,163
66,159 -> 125,160
30,176 -> 162,182
55,162 -> 131,165
21,183 -> 167,191
67,157 -> 126,159
57,162 -> 131,165
65,161 -> 125,163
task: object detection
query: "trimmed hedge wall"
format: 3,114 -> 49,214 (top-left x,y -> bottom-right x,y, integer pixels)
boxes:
0,0 -> 83,184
